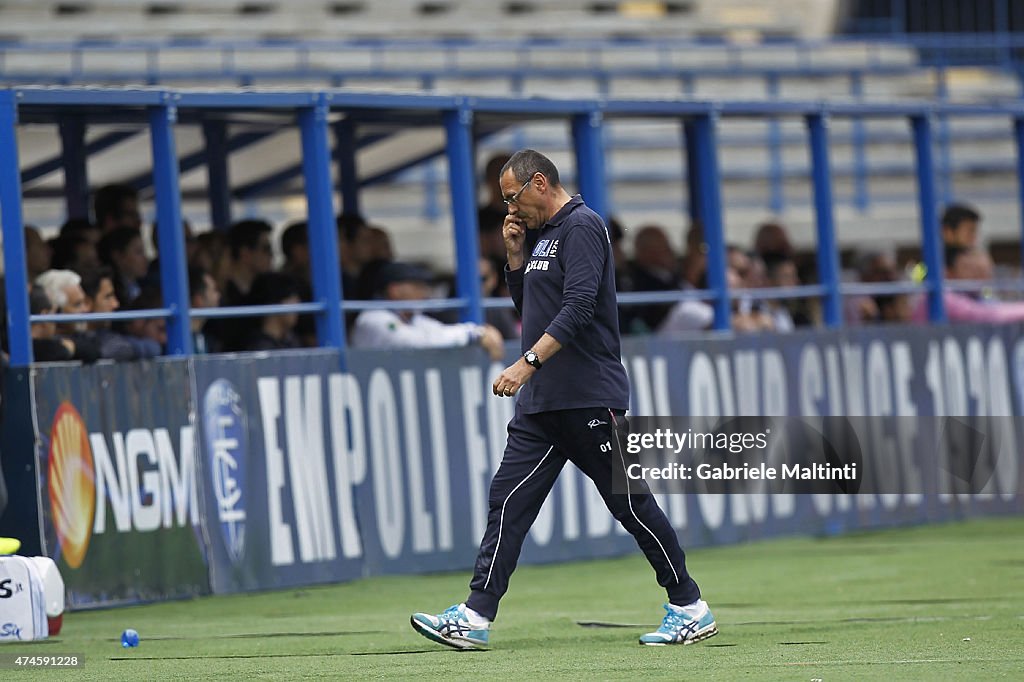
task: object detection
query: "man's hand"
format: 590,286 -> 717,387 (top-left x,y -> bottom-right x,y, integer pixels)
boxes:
492,357 -> 536,398
479,324 -> 505,361
504,215 -> 526,271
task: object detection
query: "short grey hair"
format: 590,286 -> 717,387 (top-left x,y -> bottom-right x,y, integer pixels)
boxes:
500,149 -> 561,187
35,269 -> 81,310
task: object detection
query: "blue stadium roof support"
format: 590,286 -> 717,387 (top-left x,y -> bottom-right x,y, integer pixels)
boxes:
150,103 -> 193,356
232,129 -> 389,200
911,115 -> 946,324
0,90 -> 32,366
807,112 -> 843,328
690,112 -> 730,333
334,119 -> 360,217
299,96 -> 346,354
1015,118 -> 1024,267
572,109 -> 610,223
234,123 -> 506,202
20,129 -> 138,184
444,106 -> 483,325
59,116 -> 88,219
125,129 -> 276,193
202,120 -> 232,229
7,86 -> 1024,366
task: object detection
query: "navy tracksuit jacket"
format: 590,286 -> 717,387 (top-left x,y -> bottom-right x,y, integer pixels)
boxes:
465,196 -> 701,620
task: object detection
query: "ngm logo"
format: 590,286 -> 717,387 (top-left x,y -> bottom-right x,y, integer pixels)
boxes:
203,379 -> 247,564
46,401 -> 198,569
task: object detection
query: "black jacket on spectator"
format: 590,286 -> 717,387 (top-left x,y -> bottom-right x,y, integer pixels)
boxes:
32,338 -> 74,362
244,331 -> 300,352
620,262 -> 681,334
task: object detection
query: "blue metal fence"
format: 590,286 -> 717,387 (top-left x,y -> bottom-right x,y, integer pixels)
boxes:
3,87 -> 1024,367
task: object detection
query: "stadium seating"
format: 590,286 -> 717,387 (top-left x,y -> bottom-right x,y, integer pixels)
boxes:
2,0 -> 1021,263
0,0 -> 834,41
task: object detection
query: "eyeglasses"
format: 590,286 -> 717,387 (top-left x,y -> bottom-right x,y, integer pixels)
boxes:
503,178 -> 533,206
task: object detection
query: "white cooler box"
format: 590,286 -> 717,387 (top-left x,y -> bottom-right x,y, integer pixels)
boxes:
0,556 -> 65,642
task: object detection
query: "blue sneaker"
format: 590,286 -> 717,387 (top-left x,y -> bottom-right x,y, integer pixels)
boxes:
410,604 -> 490,650
639,603 -> 718,646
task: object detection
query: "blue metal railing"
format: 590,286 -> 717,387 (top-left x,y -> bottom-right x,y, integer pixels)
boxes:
3,87 -> 1024,366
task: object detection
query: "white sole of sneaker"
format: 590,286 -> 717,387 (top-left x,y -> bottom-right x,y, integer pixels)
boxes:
410,616 -> 487,651
640,624 -> 719,646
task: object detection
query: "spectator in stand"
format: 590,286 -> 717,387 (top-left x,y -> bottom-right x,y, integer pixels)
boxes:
192,230 -> 230,286
145,219 -> 198,290
24,226 -> 52,283
51,228 -> 100,272
120,288 -> 166,352
337,213 -> 373,295
844,248 -> 900,325
753,221 -> 795,262
206,219 -> 274,350
60,216 -> 100,242
941,203 -> 981,249
222,219 -> 274,305
29,285 -> 76,362
947,245 -> 995,289
353,224 -> 396,301
911,246 -> 1024,324
872,273 -> 914,324
481,256 -> 520,340
732,247 -> 768,289
240,272 -> 303,352
35,269 -> 88,335
60,218 -> 101,249
607,217 -> 630,291
281,220 -> 311,285
762,254 -> 801,332
78,267 -> 119,317
478,152 -> 513,262
79,266 -> 160,360
34,269 -> 100,362
93,184 -> 142,234
189,266 -> 222,354
657,292 -> 713,335
279,221 -> 316,347
623,224 -> 682,333
98,226 -> 149,305
727,248 -> 775,333
657,222 -> 713,335
366,225 -> 394,262
351,261 -> 504,360
680,222 -> 707,289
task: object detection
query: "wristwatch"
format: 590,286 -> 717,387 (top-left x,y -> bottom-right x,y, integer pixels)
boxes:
523,349 -> 543,369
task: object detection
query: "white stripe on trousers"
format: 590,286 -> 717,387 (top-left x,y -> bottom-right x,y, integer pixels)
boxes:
482,445 -> 555,591
610,409 -> 680,585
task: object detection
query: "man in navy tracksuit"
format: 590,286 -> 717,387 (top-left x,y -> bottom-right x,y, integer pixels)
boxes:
411,150 -> 717,649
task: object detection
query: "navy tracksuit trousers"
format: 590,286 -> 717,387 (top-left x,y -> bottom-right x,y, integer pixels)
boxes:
465,405 -> 701,621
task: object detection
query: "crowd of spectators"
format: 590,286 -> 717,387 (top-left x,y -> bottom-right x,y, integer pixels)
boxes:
9,177 -> 517,362
3,165 -> 1018,364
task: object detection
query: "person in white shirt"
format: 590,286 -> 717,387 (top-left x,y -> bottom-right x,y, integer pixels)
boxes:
351,261 -> 505,360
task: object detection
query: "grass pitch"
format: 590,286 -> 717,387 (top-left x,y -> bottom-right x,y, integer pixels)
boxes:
8,517 -> 1024,680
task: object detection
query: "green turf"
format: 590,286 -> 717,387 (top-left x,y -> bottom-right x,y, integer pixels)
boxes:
6,517 -> 1024,680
